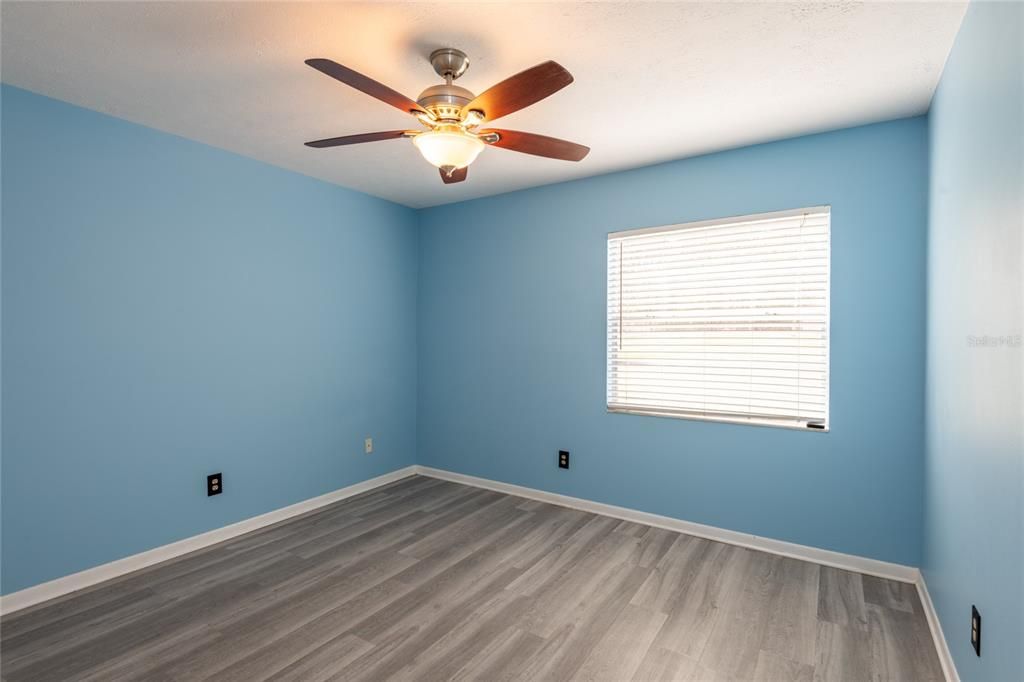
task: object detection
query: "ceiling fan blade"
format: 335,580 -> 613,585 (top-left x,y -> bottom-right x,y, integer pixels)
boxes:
479,129 -> 589,161
305,130 -> 409,148
305,58 -> 427,116
461,61 -> 573,123
440,166 -> 468,184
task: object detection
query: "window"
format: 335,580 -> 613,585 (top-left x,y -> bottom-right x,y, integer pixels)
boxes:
607,207 -> 830,430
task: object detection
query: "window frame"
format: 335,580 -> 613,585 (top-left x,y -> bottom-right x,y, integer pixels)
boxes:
606,206 -> 831,432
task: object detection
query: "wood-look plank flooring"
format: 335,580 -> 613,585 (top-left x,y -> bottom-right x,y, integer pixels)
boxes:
0,475 -> 944,681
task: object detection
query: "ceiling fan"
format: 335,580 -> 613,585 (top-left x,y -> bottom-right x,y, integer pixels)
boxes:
303,48 -> 590,184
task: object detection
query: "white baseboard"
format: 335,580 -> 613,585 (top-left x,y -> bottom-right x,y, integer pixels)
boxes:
916,571 -> 961,682
0,465 -> 418,616
413,465 -> 919,584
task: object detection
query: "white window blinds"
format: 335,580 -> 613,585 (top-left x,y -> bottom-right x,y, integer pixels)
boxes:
607,207 -> 830,430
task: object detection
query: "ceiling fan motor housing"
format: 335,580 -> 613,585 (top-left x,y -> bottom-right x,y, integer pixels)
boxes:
417,84 -> 475,122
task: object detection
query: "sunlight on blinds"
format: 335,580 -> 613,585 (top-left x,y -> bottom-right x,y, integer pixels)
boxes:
607,207 -> 830,430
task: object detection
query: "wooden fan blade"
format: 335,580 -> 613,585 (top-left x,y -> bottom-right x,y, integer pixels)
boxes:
479,129 -> 589,161
461,61 -> 573,123
305,130 -> 409,148
440,166 -> 468,184
305,58 -> 427,116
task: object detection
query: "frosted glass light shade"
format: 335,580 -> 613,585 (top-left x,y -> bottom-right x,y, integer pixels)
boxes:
412,130 -> 485,169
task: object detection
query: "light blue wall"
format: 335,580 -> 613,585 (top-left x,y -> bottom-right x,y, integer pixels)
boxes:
10,26 -> 1012,613
418,118 -> 929,566
0,86 -> 418,595
924,2 -> 1023,680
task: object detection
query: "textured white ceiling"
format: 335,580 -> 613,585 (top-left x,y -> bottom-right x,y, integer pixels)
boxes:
1,1 -> 966,208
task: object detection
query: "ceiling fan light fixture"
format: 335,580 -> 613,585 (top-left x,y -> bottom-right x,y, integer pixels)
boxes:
412,127 -> 485,170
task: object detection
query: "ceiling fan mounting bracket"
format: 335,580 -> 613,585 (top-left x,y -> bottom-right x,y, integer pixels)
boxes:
429,48 -> 470,81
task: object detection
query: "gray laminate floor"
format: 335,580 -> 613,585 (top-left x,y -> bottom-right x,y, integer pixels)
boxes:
1,475 -> 944,681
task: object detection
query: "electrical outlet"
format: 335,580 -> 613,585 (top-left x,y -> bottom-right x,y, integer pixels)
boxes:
365,437 -> 373,454
971,605 -> 981,656
558,450 -> 570,469
207,473 -> 222,496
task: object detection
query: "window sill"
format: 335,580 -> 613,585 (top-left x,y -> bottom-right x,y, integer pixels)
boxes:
606,406 -> 829,432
